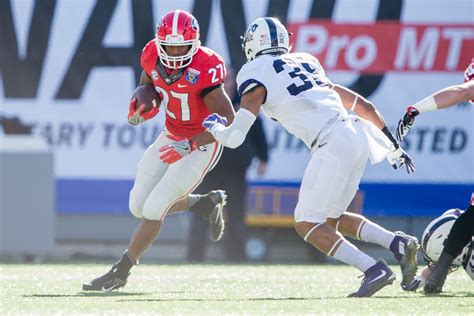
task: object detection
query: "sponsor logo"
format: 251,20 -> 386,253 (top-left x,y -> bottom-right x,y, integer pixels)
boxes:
369,270 -> 387,284
177,83 -> 187,88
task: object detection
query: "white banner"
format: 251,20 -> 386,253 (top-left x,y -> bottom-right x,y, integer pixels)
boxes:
1,0 -> 472,185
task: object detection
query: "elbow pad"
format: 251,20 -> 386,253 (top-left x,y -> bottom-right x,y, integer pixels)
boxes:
212,109 -> 257,148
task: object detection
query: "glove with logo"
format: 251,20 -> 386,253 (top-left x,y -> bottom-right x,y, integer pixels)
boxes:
396,106 -> 420,142
128,98 -> 159,126
387,147 -> 416,173
202,113 -> 228,135
464,60 -> 474,102
159,135 -> 197,164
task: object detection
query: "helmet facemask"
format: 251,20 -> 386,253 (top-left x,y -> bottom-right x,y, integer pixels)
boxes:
156,38 -> 200,69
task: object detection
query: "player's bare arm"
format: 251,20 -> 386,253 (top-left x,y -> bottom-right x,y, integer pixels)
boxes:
138,70 -> 153,85
240,85 -> 266,116
433,80 -> 474,109
332,84 -> 386,129
333,84 -> 415,172
192,86 -> 236,146
396,62 -> 474,142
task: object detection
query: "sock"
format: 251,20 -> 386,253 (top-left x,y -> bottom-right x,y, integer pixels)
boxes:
332,239 -> 377,272
358,220 -> 396,249
188,194 -> 204,209
115,251 -> 135,280
188,194 -> 214,217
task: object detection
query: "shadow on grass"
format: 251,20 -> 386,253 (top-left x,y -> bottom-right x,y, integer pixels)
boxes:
23,292 -> 149,298
373,291 -> 474,299
117,296 -> 347,302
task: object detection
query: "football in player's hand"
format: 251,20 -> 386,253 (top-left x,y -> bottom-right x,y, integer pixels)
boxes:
132,85 -> 161,112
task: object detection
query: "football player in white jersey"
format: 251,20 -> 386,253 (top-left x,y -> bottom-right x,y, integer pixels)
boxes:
202,17 -> 418,297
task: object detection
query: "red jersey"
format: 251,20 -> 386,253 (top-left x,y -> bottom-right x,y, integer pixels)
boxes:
141,40 -> 227,138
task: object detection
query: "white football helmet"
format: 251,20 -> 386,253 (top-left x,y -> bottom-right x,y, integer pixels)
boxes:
241,17 -> 290,62
421,209 -> 469,266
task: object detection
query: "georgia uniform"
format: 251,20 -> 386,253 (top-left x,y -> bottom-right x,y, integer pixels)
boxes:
129,41 -> 226,221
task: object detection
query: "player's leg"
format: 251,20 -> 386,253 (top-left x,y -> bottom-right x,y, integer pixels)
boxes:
162,152 -> 226,242
127,140 -> 221,261
424,194 -> 474,293
337,212 -> 419,286
83,137 -> 221,291
294,123 -> 395,297
82,131 -> 170,291
332,123 -> 419,287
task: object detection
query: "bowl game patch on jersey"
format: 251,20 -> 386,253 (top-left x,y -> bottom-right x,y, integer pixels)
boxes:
185,68 -> 200,84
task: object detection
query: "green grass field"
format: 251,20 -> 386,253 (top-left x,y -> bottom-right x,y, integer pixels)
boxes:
1,263 -> 473,315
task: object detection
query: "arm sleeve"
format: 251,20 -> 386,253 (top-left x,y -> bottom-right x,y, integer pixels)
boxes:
210,108 -> 257,148
249,116 -> 269,162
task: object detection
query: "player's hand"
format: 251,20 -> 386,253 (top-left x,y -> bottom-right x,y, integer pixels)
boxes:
202,113 -> 228,134
128,98 -> 159,126
402,276 -> 422,291
387,147 -> 416,173
464,61 -> 474,83
159,135 -> 197,164
464,60 -> 474,102
396,106 -> 419,142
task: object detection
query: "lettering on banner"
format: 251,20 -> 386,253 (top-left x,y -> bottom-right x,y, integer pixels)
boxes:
32,121 -> 161,149
400,127 -> 468,154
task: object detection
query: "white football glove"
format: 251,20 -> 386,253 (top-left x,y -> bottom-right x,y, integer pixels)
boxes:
387,147 -> 416,174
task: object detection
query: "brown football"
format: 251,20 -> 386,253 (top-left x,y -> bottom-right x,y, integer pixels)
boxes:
132,85 -> 161,112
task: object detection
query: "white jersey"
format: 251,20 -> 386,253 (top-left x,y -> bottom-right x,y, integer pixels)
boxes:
236,52 -> 347,149
236,52 -> 393,163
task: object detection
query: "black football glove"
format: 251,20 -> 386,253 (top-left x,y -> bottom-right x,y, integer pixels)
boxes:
396,106 -> 419,142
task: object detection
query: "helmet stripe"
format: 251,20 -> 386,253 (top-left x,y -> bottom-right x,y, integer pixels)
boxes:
172,10 -> 180,36
422,215 -> 456,261
264,18 -> 279,48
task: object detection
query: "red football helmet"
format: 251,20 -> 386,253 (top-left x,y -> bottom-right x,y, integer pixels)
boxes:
155,10 -> 200,69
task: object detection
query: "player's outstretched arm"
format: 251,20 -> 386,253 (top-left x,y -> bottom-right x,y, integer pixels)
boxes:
203,86 -> 265,149
333,84 -> 415,173
396,62 -> 474,141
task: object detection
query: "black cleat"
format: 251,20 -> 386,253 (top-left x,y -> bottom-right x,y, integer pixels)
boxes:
204,190 -> 227,242
82,264 -> 128,292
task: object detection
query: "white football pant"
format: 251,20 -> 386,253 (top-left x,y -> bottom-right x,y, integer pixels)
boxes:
129,130 -> 222,220
295,118 -> 369,223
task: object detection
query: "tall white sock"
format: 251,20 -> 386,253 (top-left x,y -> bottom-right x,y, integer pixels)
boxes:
358,220 -> 395,249
332,239 -> 377,272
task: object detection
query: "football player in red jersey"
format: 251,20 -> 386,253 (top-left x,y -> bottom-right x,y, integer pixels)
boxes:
397,61 -> 474,294
82,10 -> 235,292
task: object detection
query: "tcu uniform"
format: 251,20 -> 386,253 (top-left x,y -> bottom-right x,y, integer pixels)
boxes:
205,17 -> 419,297
236,52 -> 391,223
128,30 -> 226,221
